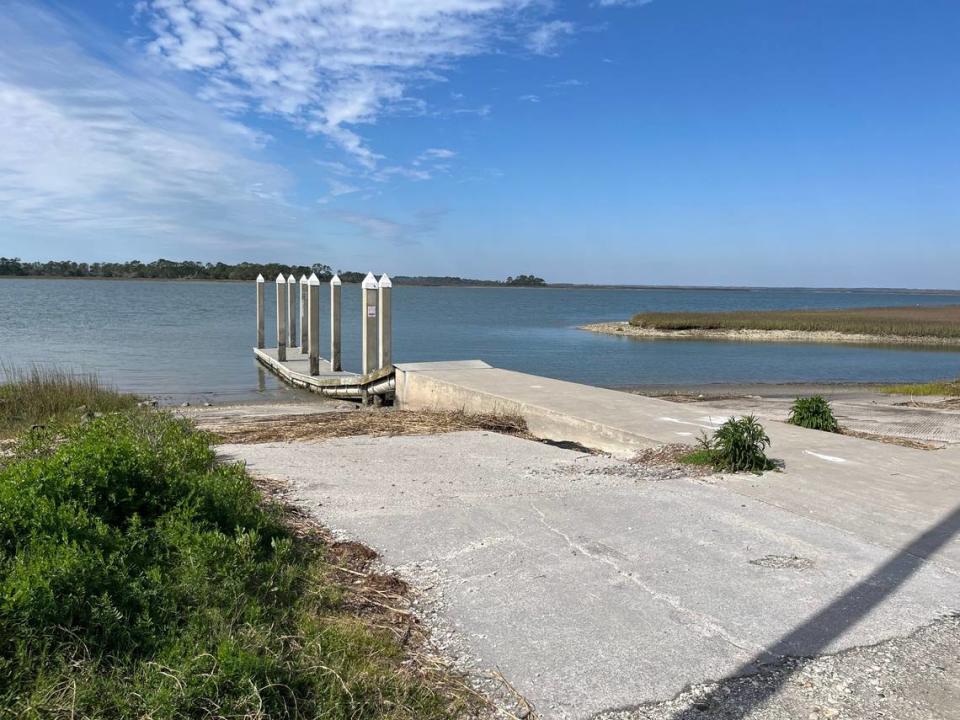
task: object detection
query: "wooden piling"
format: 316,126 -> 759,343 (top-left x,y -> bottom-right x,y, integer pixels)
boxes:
308,273 -> 320,375
362,272 -> 379,375
330,274 -> 342,372
255,274 -> 265,349
378,274 -> 392,369
299,274 -> 308,353
275,273 -> 287,362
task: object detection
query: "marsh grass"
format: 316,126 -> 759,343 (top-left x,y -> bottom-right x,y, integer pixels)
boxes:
0,411 -> 468,719
630,305 -> 960,339
877,378 -> 960,396
0,364 -> 138,437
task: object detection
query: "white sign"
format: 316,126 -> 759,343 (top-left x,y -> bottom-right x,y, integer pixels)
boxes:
367,305 -> 377,318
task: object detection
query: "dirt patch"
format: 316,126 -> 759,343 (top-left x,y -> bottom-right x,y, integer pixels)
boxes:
208,409 -> 533,444
839,427 -> 941,450
749,554 -> 815,570
631,443 -> 716,477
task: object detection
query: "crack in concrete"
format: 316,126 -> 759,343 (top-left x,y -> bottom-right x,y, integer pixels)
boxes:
528,502 -> 769,658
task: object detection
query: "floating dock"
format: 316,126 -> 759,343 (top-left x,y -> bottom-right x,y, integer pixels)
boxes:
254,347 -> 395,401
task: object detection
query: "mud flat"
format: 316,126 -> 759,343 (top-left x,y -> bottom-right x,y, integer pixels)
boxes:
581,321 -> 960,347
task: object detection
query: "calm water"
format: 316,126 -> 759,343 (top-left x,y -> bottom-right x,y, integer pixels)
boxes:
1,279 -> 959,402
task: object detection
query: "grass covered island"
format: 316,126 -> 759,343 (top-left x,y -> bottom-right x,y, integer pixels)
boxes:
582,305 -> 960,346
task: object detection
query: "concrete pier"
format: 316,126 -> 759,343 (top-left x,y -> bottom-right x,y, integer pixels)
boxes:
255,274 -> 264,349
275,273 -> 287,362
330,274 -> 342,372
299,274 -> 308,353
307,273 -> 320,375
361,272 -> 379,376
287,274 -> 297,348
378,273 -> 392,370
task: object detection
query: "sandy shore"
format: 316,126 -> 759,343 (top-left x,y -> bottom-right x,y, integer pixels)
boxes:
580,321 -> 960,347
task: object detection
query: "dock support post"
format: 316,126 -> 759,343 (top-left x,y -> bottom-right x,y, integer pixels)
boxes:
362,272 -> 379,376
299,275 -> 308,353
378,274 -> 392,369
255,274 -> 265,349
287,274 -> 297,348
275,273 -> 287,362
307,273 -> 320,375
330,275 -> 342,372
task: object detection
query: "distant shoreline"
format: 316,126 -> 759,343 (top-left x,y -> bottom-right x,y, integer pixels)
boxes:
2,276 -> 960,294
580,321 -> 960,347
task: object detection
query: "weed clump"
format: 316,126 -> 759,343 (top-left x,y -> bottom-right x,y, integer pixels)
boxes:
684,415 -> 775,473
788,395 -> 840,432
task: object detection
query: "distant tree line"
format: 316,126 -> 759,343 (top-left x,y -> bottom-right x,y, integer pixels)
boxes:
0,258 -> 546,286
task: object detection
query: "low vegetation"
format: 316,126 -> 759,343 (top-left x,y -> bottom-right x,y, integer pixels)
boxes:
629,305 -> 960,340
877,378 -> 960,396
0,364 -> 138,437
0,408 -> 470,718
788,396 -> 841,432
682,415 -> 775,473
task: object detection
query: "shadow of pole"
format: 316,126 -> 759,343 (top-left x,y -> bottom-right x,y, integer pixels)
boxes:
666,503 -> 960,720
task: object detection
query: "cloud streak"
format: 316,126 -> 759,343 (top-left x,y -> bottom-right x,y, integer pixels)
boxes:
0,3 -> 303,256
139,0 -> 573,165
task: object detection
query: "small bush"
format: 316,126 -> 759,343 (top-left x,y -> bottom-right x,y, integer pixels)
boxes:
788,395 -> 840,432
695,415 -> 774,473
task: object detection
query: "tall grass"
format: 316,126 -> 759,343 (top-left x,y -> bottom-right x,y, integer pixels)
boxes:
0,364 -> 138,436
878,379 -> 960,396
629,305 -> 960,339
0,411 -> 463,719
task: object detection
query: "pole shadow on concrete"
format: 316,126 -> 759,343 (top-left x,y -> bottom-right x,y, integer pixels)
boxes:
655,503 -> 960,720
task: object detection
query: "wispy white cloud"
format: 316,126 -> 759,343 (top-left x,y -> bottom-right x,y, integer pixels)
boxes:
526,20 -> 575,56
331,207 -> 446,245
140,0 -> 557,166
519,94 -> 541,103
0,3 -> 303,255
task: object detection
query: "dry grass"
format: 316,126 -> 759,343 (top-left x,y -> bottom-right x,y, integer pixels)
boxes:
0,363 -> 138,437
630,305 -> 960,339
211,409 -> 532,444
877,379 -> 960,397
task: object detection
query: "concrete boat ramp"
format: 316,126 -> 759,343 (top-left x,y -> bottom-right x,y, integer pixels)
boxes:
240,358 -> 960,718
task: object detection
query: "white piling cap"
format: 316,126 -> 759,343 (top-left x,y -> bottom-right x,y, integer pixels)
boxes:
275,272 -> 286,283
330,274 -> 342,286
378,273 -> 392,288
362,272 -> 379,289
308,273 -> 320,285
299,274 -> 308,284
287,273 -> 296,284
256,273 -> 264,282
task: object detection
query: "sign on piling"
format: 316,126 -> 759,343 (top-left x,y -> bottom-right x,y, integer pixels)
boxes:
330,274 -> 342,372
307,273 -> 320,375
275,273 -> 287,362
361,272 -> 379,375
287,274 -> 297,348
255,274 -> 265,349
299,274 -> 308,353
378,274 -> 392,369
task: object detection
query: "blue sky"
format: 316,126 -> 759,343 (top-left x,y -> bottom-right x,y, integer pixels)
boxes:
1,0 -> 958,287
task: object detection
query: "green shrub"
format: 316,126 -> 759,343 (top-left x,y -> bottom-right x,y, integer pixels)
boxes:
696,415 -> 775,473
788,395 -> 840,432
0,411 -> 458,719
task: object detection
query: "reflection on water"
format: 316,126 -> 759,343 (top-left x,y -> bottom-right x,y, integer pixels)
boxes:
1,279 -> 958,401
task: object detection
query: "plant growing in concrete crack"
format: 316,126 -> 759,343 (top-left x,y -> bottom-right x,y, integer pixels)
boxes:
692,415 -> 775,473
788,395 -> 840,433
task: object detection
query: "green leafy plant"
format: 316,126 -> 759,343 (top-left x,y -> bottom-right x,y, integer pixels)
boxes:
788,395 -> 840,432
688,415 -> 775,473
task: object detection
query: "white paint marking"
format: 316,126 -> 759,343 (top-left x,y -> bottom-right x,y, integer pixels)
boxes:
675,431 -> 694,437
804,450 -> 848,464
659,416 -> 718,431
